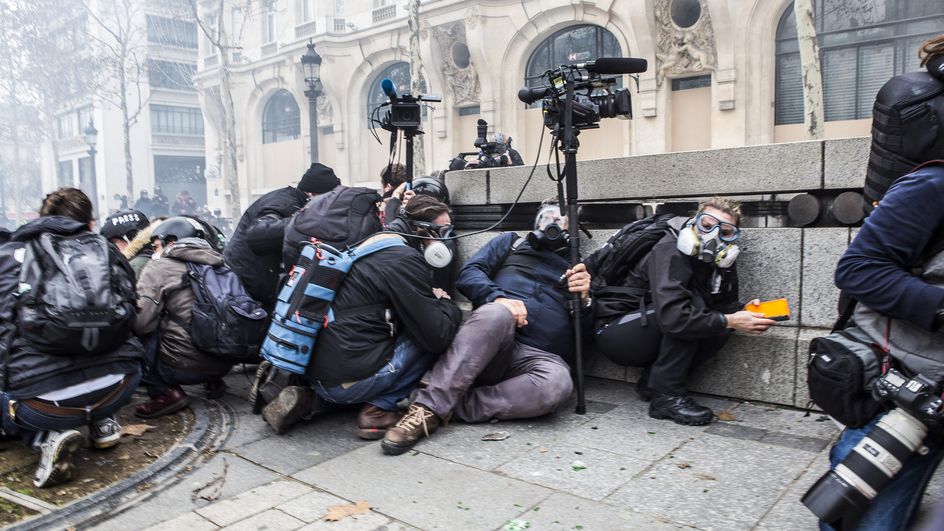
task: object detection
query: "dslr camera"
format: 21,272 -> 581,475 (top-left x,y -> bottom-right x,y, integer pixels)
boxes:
448,119 -> 517,170
802,368 -> 944,528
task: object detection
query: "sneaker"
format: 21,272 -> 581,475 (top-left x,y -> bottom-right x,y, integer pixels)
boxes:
262,386 -> 318,435
381,403 -> 441,455
33,429 -> 83,488
357,404 -> 401,440
89,417 -> 122,449
135,387 -> 190,419
648,394 -> 713,426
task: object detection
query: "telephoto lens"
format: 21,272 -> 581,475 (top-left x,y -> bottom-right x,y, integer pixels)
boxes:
802,407 -> 928,527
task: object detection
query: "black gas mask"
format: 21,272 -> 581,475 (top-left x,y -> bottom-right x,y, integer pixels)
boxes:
528,204 -> 569,255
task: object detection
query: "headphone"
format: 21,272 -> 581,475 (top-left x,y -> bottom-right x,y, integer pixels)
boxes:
387,217 -> 455,269
675,217 -> 740,268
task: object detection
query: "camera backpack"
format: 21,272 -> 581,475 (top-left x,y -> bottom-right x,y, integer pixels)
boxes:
282,186 -> 382,268
584,213 -> 677,322
16,231 -> 137,356
261,237 -> 405,375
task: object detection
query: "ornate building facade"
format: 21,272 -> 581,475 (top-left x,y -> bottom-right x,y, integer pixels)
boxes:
193,0 -> 943,214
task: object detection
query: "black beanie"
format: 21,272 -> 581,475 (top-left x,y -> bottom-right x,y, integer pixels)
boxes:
298,163 -> 341,194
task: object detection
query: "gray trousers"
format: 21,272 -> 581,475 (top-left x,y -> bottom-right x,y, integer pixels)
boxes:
415,302 -> 574,423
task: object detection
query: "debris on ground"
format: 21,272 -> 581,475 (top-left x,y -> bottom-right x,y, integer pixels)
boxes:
570,460 -> 587,471
121,424 -> 157,437
324,500 -> 372,521
481,431 -> 511,441
504,519 -> 531,530
191,458 -> 229,502
676,463 -> 691,469
716,411 -> 737,421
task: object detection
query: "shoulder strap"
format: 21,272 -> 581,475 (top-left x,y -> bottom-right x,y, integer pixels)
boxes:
495,233 -> 523,272
352,236 -> 406,259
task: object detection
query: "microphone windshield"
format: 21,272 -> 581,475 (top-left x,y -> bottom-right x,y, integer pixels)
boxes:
590,57 -> 648,75
380,78 -> 398,99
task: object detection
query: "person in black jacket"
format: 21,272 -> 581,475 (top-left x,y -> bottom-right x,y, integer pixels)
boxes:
381,201 -> 592,455
0,188 -> 144,488
261,197 -> 462,439
225,163 -> 341,310
593,197 -> 775,426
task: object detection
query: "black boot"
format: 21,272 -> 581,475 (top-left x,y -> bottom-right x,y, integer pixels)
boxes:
648,394 -> 713,425
635,370 -> 654,402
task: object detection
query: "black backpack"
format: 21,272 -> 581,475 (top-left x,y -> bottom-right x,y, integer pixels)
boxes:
584,214 -> 677,323
282,186 -> 382,267
16,232 -> 137,355
176,261 -> 268,363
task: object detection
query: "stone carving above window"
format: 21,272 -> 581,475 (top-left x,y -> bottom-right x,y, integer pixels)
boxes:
654,0 -> 717,86
431,21 -> 481,106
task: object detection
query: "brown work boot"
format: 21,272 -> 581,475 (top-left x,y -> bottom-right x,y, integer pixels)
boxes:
381,403 -> 441,455
262,386 -> 317,435
135,387 -> 190,419
357,404 -> 401,440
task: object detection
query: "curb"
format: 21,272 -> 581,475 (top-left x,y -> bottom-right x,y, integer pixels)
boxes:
8,398 -> 235,531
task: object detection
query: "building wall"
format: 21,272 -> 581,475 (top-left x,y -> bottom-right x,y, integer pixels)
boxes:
192,0 -> 938,213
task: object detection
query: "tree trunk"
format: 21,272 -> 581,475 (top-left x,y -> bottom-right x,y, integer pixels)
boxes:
119,63 -> 134,200
794,0 -> 825,140
407,0 -> 426,177
217,15 -> 241,221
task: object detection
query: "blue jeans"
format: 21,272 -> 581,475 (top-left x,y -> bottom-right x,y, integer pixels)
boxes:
1,372 -> 141,441
820,412 -> 944,531
312,337 -> 435,411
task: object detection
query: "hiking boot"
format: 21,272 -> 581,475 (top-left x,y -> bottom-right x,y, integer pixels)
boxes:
357,404 -> 401,440
33,429 -> 83,488
135,387 -> 190,419
89,416 -> 122,449
381,403 -> 441,455
204,378 -> 227,399
262,386 -> 316,435
649,394 -> 713,426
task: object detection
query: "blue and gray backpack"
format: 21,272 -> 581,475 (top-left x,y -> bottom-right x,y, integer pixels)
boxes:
261,237 -> 405,375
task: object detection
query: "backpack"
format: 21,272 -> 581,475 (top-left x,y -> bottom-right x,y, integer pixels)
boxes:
16,232 -> 136,356
177,261 -> 268,363
283,186 -> 382,267
262,237 -> 405,375
584,214 -> 677,322
807,325 -> 886,428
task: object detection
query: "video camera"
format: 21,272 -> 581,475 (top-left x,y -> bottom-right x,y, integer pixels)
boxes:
448,119 -> 520,170
377,78 -> 441,132
517,57 -> 647,131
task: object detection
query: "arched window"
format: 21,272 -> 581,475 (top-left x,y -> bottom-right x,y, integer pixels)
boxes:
775,0 -> 944,125
262,89 -> 300,144
524,25 -> 622,103
366,62 -> 427,126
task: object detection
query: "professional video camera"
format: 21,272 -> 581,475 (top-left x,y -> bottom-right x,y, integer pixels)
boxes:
447,119 -> 523,171
802,368 -> 944,528
517,57 -> 646,131
371,78 -> 441,186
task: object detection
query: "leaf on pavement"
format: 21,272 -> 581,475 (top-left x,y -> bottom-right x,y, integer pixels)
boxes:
121,424 -> 156,437
324,501 -> 372,522
695,473 -> 717,481
716,411 -> 737,421
676,463 -> 691,469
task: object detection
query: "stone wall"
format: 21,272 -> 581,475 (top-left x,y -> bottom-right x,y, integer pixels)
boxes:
448,137 -> 871,408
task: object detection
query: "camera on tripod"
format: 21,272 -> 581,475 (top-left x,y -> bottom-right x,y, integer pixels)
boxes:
378,78 -> 441,132
517,57 -> 646,131
802,367 -> 944,527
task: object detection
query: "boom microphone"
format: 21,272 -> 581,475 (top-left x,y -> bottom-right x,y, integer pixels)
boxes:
579,57 -> 648,75
380,78 -> 398,102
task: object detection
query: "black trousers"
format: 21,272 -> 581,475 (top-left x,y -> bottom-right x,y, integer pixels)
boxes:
595,313 -> 731,395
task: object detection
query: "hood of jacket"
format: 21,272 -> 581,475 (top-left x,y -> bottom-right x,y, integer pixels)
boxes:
162,237 -> 224,266
123,218 -> 162,260
11,216 -> 89,241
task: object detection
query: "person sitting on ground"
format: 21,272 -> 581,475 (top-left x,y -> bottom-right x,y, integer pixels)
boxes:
133,217 -> 234,418
593,197 -> 776,426
0,188 -> 144,487
119,218 -> 166,279
226,163 -> 340,311
262,196 -> 461,439
381,200 -> 591,455
101,209 -> 153,278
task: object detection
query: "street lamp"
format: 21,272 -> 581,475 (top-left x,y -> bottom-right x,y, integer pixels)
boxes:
83,118 -> 99,215
300,38 -> 322,163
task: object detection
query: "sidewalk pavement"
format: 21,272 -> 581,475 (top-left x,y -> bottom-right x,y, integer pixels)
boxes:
89,375 -> 940,530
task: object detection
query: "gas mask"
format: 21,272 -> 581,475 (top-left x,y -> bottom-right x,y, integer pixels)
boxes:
676,212 -> 740,268
529,204 -> 570,255
411,220 -> 455,269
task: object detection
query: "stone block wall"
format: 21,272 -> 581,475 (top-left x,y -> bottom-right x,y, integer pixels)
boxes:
449,138 -> 870,408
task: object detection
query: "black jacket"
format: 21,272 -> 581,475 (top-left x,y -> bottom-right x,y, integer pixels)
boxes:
624,217 -> 741,338
0,217 -> 144,398
224,186 -> 308,309
310,234 -> 462,386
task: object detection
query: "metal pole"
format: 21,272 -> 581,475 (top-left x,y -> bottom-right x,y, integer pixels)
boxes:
562,79 -> 586,415
88,145 -> 99,218
404,130 -> 414,187
306,88 -> 319,163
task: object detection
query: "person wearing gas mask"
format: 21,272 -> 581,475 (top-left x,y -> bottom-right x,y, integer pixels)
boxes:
381,200 -> 591,455
593,197 -> 775,426
225,163 -> 340,311
261,195 -> 461,439
386,185 -> 458,295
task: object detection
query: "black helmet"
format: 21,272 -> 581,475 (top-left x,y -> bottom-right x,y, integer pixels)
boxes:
101,209 -> 149,241
411,176 -> 450,205
151,216 -> 208,246
180,214 -> 227,253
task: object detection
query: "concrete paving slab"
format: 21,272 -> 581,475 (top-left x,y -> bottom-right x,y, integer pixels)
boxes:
220,396 -> 277,450
755,447 -> 829,529
605,433 -> 816,530
232,410 -> 370,475
197,479 -> 312,526
723,401 -> 840,441
275,490 -> 349,523
145,511 -> 220,531
297,511 -> 399,530
218,508 -> 304,531
496,443 -> 649,501
515,492 -> 690,530
293,445 -> 551,530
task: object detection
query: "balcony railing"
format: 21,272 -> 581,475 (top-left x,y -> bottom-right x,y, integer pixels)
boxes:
295,20 -> 316,38
333,17 -> 346,32
372,4 -> 396,23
